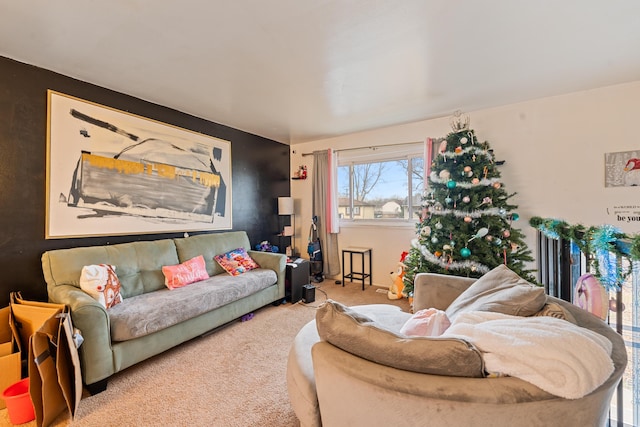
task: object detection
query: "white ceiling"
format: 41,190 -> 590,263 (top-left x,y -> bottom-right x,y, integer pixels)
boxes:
1,1 -> 640,145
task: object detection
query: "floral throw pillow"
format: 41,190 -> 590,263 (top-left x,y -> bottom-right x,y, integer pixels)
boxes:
214,248 -> 260,276
162,255 -> 210,290
80,264 -> 123,309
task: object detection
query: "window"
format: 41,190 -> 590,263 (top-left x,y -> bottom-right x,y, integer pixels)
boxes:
337,143 -> 424,222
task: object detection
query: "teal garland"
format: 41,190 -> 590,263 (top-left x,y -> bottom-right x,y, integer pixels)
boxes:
530,216 -> 640,291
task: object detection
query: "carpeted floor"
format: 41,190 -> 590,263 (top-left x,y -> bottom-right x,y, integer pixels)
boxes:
1,282 -> 410,427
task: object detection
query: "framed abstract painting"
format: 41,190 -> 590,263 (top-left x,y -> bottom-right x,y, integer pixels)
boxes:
46,90 -> 232,238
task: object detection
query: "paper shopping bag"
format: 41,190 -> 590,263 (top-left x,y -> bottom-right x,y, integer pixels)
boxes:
10,292 -> 82,427
9,292 -> 65,355
0,306 -> 22,410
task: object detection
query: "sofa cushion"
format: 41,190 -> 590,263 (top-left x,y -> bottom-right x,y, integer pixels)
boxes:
162,255 -> 210,290
214,248 -> 260,276
315,300 -> 484,377
109,268 -> 277,341
531,301 -> 577,324
446,265 -> 546,322
173,231 -> 252,277
42,239 -> 179,299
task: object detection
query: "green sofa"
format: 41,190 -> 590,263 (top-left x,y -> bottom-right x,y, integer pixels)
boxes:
42,231 -> 286,391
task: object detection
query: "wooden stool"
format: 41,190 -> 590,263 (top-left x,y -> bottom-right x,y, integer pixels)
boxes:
342,247 -> 372,290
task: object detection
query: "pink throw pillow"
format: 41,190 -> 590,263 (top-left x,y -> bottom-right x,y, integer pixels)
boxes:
214,248 -> 260,276
400,308 -> 451,337
162,255 -> 210,290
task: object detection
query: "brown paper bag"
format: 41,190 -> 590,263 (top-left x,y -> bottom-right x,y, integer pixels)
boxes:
10,292 -> 82,427
0,306 -> 21,410
10,293 -> 65,355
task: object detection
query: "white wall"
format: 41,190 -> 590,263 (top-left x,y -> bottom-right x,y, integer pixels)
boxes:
290,81 -> 640,287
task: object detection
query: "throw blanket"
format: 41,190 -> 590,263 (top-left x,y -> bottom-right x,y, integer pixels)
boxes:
442,311 -> 614,399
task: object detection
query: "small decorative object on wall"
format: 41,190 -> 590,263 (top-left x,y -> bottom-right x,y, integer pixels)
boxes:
292,165 -> 307,179
605,150 -> 640,187
46,90 -> 232,239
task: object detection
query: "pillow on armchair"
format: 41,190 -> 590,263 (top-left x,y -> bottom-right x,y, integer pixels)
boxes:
316,300 -> 484,377
445,265 -> 546,322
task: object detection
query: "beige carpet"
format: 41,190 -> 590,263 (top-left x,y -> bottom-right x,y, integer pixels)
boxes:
1,282 -> 410,427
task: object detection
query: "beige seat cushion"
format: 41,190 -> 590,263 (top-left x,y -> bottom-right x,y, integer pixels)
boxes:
315,300 -> 484,377
446,265 -> 546,321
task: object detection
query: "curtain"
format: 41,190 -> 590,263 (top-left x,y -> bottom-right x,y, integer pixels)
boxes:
312,149 -> 340,277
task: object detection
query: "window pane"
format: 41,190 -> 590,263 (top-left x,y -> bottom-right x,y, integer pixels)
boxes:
338,165 -> 351,219
338,155 -> 423,222
411,156 -> 424,220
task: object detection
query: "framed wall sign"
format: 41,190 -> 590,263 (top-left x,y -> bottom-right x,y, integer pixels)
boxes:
46,90 -> 232,238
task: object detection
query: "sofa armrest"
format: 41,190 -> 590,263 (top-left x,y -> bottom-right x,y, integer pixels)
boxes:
413,273 -> 476,311
48,284 -> 115,385
248,250 -> 287,299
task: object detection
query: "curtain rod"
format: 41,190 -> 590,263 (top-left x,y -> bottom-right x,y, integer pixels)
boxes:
300,140 -> 422,157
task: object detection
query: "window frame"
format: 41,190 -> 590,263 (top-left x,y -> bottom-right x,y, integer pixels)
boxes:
337,144 -> 424,226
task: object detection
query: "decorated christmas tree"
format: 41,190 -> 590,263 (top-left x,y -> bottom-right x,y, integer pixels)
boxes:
403,112 -> 535,295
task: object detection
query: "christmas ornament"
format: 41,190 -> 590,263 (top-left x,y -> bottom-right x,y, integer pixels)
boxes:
463,216 -> 472,223
460,247 -> 471,258
439,169 -> 451,180
455,146 -> 462,154
511,213 -> 520,221
431,237 -> 439,243
447,180 -> 457,189
463,166 -> 472,172
435,222 -> 443,229
480,197 -> 492,205
493,182 -> 501,189
468,227 -> 489,242
471,178 -> 480,185
420,226 -> 431,236
439,140 -> 448,153
445,196 -> 453,204
503,230 -> 511,238
462,196 -> 471,203
460,136 -> 468,144
494,238 -> 502,245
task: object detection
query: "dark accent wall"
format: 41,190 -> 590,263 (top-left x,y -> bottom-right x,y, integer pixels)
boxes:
0,56 -> 290,306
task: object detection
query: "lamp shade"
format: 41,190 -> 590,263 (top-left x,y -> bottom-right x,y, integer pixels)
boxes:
278,197 -> 294,215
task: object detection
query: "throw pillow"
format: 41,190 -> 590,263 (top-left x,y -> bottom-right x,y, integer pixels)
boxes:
531,301 -> 577,324
315,300 -> 484,378
214,248 -> 260,276
80,264 -> 123,309
445,264 -> 546,322
162,255 -> 210,290
399,308 -> 451,337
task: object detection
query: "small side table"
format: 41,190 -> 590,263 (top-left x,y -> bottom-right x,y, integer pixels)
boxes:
342,247 -> 372,291
285,258 -> 310,303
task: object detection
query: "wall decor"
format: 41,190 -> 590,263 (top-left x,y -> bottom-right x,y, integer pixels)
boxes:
46,90 -> 232,238
605,149 -> 640,187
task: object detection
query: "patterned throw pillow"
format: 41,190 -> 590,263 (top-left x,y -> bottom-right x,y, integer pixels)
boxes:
214,248 -> 260,276
162,255 -> 210,290
80,264 -> 123,309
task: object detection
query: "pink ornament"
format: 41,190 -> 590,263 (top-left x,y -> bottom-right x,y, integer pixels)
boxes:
471,178 -> 480,185
464,216 -> 472,223
503,230 -> 511,238
493,182 -> 501,189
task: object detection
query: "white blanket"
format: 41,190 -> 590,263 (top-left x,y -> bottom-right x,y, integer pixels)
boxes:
442,311 -> 614,399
